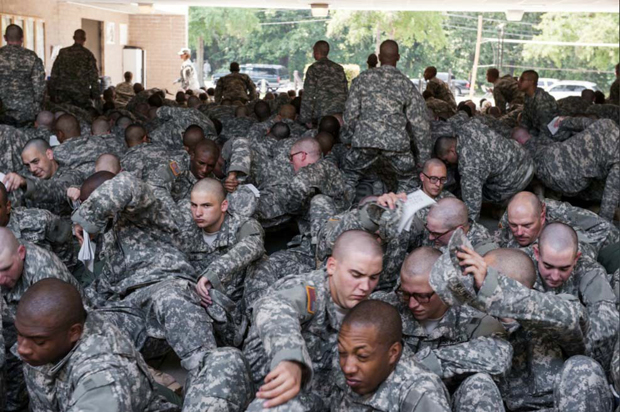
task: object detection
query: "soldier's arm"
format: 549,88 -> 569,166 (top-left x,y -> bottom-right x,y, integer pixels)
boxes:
32,56 -> 46,109
24,170 -> 82,208
247,77 -> 258,101
214,79 -> 223,103
401,378 -> 451,412
227,136 -> 252,178
458,163 -> 485,221
493,88 -> 507,114
89,53 -> 100,98
342,77 -> 361,141
299,66 -> 317,124
600,163 -> 620,222
200,219 -> 265,293
406,91 -> 433,165
67,370 -> 135,412
339,65 -> 349,95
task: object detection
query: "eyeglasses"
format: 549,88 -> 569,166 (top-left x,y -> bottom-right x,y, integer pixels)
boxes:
289,151 -> 306,161
396,288 -> 435,304
422,172 -> 447,185
424,224 -> 454,239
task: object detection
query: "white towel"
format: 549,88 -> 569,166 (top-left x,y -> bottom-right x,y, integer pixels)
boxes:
77,229 -> 96,272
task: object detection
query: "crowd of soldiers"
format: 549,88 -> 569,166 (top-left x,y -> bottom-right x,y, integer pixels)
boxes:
0,21 -> 619,412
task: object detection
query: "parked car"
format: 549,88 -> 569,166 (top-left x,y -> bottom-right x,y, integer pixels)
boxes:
434,72 -> 470,96
548,81 -> 600,100
241,64 -> 290,92
537,77 -> 559,91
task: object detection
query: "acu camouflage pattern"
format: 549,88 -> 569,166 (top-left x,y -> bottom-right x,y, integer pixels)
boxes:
53,133 -> 126,177
451,373 -> 506,412
557,96 -> 592,116
149,106 -> 217,150
492,74 -> 524,114
50,44 -> 100,105
0,125 -> 28,174
115,81 -> 135,108
586,104 -> 620,125
425,77 -> 457,110
609,78 -> 619,105
121,143 -> 182,181
24,313 -> 180,412
0,45 -> 45,123
214,72 -> 258,104
425,97 -> 456,118
330,347 -> 451,412
299,57 -> 349,123
521,87 -> 559,138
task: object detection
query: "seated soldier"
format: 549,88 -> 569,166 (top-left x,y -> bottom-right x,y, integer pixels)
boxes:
16,279 -> 180,412
423,66 -> 457,110
436,237 -> 612,412
330,299 -> 451,411
149,105 -> 216,149
496,191 -> 619,259
66,153 -> 122,203
2,138 -> 83,217
531,223 -> 618,373
374,247 -> 510,412
219,105 -> 257,142
243,230 -> 383,411
182,124 -> 206,154
434,117 -> 534,220
0,228 -> 84,411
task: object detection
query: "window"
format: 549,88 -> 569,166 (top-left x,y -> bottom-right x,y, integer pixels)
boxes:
0,13 -> 46,65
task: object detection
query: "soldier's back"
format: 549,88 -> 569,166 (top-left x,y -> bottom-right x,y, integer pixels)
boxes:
0,45 -> 44,122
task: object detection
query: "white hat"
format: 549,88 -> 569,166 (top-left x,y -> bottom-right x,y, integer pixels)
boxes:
177,48 -> 191,55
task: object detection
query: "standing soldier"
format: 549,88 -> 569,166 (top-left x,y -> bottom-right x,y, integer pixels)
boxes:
517,70 -> 559,139
176,47 -> 200,91
423,66 -> 457,111
0,25 -> 45,124
486,68 -> 524,114
50,29 -> 100,107
299,41 -> 349,125
214,62 -> 257,104
608,63 -> 619,105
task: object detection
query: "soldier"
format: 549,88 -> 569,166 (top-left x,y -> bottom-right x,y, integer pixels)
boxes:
115,71 -> 135,108
434,117 -> 534,220
423,66 -> 457,110
517,70 -> 559,138
220,106 -> 257,142
374,247 -> 510,412
0,24 -> 45,124
2,138 -> 83,217
513,119 -> 619,222
423,90 -> 456,118
343,40 -> 431,194
176,47 -> 200,91
366,53 -> 378,69
496,191 -> 619,258
17,279 -> 180,412
532,223 -> 619,373
299,40 -> 348,125
330,300 -> 451,411
243,230 -> 383,411
50,29 -> 100,107
557,89 -> 594,116
0,124 -> 29,174
608,63 -> 619,105
120,124 -> 178,180
214,62 -> 257,104
486,68 -> 524,114
0,228 -> 83,411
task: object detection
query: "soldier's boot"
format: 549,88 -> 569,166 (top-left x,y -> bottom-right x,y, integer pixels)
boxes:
452,373 -> 505,412
554,355 -> 613,412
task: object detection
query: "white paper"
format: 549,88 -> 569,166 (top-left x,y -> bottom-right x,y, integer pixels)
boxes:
0,172 -> 5,183
243,184 -> 261,198
78,229 -> 96,272
49,135 -> 60,147
397,190 -> 437,234
547,116 -> 561,136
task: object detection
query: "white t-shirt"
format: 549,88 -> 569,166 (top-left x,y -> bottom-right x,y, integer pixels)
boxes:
420,317 -> 443,334
202,230 -> 219,247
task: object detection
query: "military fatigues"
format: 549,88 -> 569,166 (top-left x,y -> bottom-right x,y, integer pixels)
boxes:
121,143 -> 180,181
454,118 -> 534,220
421,220 -> 498,255
425,97 -> 456,118
53,134 -> 126,177
609,78 -> 619,105
425,77 -> 457,111
525,118 -> 619,221
220,116 -> 256,142
0,125 -> 28,174
299,57 -> 349,123
214,72 -> 257,104
343,65 -> 431,192
115,81 -> 135,108
178,59 -> 200,91
557,96 -> 592,116
330,347 -> 451,412
2,241 -> 84,411
18,165 -> 84,217
586,103 -> 620,125
50,43 -> 100,106
492,75 -> 524,115
24,312 -> 180,412
521,87 -> 559,138
149,106 -> 217,150
0,44 -> 45,123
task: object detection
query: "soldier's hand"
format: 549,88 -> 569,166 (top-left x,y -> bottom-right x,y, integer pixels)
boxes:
73,224 -> 85,246
196,276 -> 213,307
3,173 -> 26,192
224,172 -> 239,193
256,361 -> 303,408
67,187 -> 81,202
456,246 -> 487,290
377,192 -> 407,210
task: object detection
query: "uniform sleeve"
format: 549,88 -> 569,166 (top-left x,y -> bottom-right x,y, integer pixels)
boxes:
401,380 -> 451,412
342,77 -> 361,143
299,66 -> 318,124
493,87 -> 507,115
24,170 -> 82,208
32,56 -> 46,110
89,52 -> 100,98
227,137 -> 252,176
459,161 -> 486,222
214,79 -> 223,103
68,371 -> 123,412
600,163 -> 620,222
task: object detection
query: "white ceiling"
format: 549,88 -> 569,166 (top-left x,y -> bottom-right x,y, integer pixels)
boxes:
70,0 -> 620,13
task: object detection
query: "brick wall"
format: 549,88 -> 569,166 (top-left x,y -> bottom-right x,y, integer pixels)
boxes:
128,13 -> 188,94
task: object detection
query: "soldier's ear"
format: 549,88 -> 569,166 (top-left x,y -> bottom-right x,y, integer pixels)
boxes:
387,341 -> 402,366
533,244 -> 540,260
220,199 -> 228,213
46,148 -> 54,161
68,323 -> 84,345
326,256 -> 337,276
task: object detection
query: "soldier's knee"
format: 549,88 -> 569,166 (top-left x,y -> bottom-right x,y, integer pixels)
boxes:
452,373 -> 504,412
554,355 -> 613,412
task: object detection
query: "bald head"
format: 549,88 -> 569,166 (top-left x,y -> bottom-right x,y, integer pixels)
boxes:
508,191 -> 542,218
379,40 -> 399,66
194,139 -> 219,158
95,154 -> 121,174
191,177 -> 226,203
332,230 -> 383,262
434,136 -> 457,158
124,124 -> 147,147
0,227 -> 20,256
422,158 -> 447,175
291,136 -> 321,155
55,114 -> 81,142
91,117 -> 111,135
313,41 -> 330,58
316,131 -> 335,155
270,122 -> 290,140
278,104 -> 296,121
183,125 -> 206,153
73,29 -> 86,44
5,24 -> 23,43
116,116 -> 133,130
538,222 -> 579,257
484,248 -> 536,289
79,171 -> 115,202
342,300 -> 402,346
428,198 -> 468,229
400,247 -> 441,281
23,138 -> 51,155
35,111 -> 54,130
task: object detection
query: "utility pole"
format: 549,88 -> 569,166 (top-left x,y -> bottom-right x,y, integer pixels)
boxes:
196,36 -> 205,88
469,15 -> 483,98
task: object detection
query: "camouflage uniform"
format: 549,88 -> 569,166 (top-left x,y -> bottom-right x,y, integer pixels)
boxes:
149,106 -> 217,150
24,312 -> 180,412
454,118 -> 534,220
524,118 -> 619,221
71,172 -> 217,373
2,241 -> 84,411
425,97 -> 456,117
0,44 -> 45,123
220,116 -> 256,142
557,96 -> 592,116
182,348 -> 253,412
421,221 -> 498,255
121,143 -> 182,181
53,134 -> 126,177
18,165 -> 83,217
586,103 -> 620,125
609,78 -> 619,105
115,81 -> 135,108
425,77 -> 457,111
50,43 -> 100,106
343,65 -> 431,192
214,72 -> 257,104
330,346 -> 451,412
0,125 -> 28,174
495,198 -> 620,259
521,87 -> 559,138
299,57 -> 348,124
492,75 -> 524,114
178,59 -> 200,91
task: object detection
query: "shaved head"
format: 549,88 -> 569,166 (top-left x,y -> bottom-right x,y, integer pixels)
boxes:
428,198 -> 468,229
270,122 -> 290,140
116,116 -> 133,130
194,139 -> 219,158
79,171 -> 115,202
316,131 -> 335,155
511,127 -> 532,145
5,24 -> 23,42
434,136 -> 456,158
313,40 -> 330,57
23,138 -> 51,155
254,101 -> 271,121
508,191 -> 542,218
318,115 -> 341,137
73,29 -> 86,42
539,222 -> 579,257
422,158 -> 447,175
401,247 -> 441,280
183,125 -> 206,153
278,104 -> 296,120
35,111 -> 55,129
91,117 -> 111,135
379,40 -> 399,62
332,230 -> 383,262
124,124 -> 147,147
0,227 -> 20,255
191,177 -> 226,203
95,154 -> 121,174
484,248 -> 536,288
342,300 -> 402,346
291,137 -> 321,154
55,114 -> 81,141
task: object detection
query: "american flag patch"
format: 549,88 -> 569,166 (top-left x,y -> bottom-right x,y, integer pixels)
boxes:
306,286 -> 316,314
169,161 -> 181,177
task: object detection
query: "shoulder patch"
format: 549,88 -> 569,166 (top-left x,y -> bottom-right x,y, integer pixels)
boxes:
169,161 -> 181,177
306,286 -> 317,314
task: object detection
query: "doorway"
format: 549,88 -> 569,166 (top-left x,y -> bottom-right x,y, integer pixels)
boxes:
81,18 -> 103,75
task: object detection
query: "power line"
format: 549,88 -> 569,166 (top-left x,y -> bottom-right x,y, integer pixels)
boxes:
259,18 -> 330,25
478,64 -> 614,74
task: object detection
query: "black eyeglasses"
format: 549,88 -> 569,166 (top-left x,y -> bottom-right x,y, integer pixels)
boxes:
422,172 -> 447,185
289,151 -> 306,161
424,224 -> 454,239
396,288 -> 436,304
